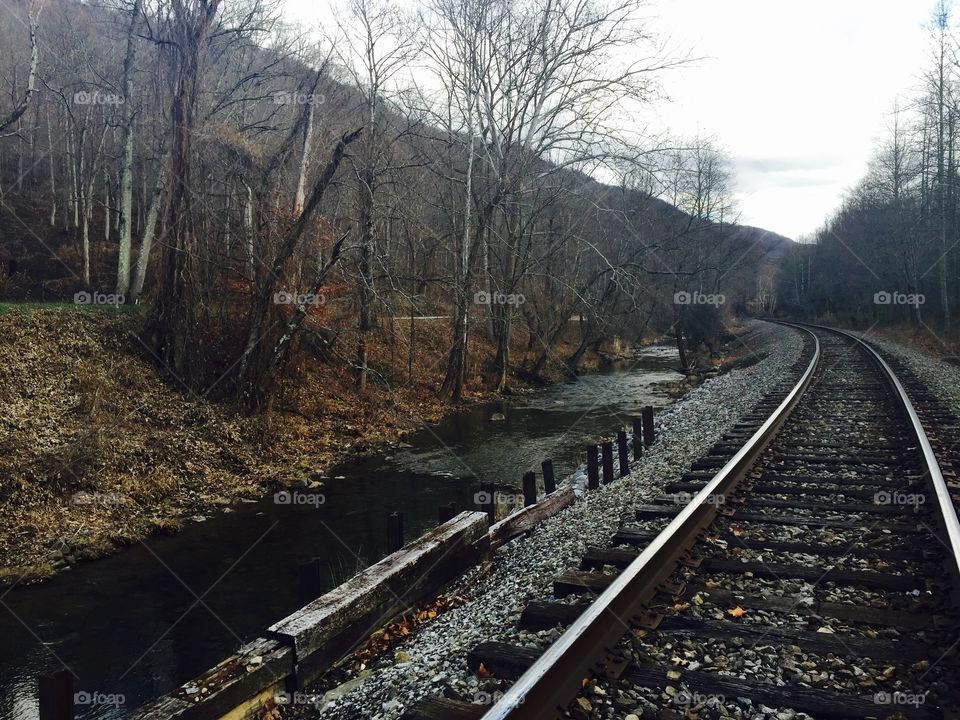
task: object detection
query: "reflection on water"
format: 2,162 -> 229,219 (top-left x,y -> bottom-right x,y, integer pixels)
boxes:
0,345 -> 681,719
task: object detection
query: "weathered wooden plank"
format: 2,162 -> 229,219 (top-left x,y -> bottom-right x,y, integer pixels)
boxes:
738,498 -> 919,516
691,456 -> 731,470
553,568 -> 616,597
129,638 -> 291,720
632,504 -> 894,530
519,600 -> 589,630
658,615 -> 931,662
725,511 -> 921,532
467,641 -> 541,679
701,558 -> 925,591
724,535 -> 928,562
610,527 -> 660,546
772,453 -> 906,465
634,503 -> 683,518
654,494 -> 913,515
665,481 -> 922,501
624,662 -> 935,719
768,462 -> 897,476
682,584 -> 938,630
760,472 -> 923,487
128,697 -> 196,720
580,546 -> 641,570
489,487 -> 575,550
269,511 -> 489,684
399,698 -> 486,720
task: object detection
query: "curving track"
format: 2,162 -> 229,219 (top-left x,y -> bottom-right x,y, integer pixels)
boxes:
403,323 -> 960,720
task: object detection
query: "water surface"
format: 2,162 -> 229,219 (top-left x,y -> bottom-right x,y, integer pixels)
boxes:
0,346 -> 681,719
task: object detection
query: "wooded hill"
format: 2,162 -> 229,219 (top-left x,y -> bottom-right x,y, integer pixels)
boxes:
775,1 -> 960,333
0,0 -> 790,407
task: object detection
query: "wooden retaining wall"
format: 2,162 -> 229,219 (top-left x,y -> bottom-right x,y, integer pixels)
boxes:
130,512 -> 489,720
119,408 -> 655,720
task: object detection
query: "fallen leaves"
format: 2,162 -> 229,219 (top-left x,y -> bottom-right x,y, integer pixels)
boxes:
350,595 -> 470,670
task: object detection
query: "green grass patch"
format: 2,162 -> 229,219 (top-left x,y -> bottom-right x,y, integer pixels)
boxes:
0,301 -> 149,314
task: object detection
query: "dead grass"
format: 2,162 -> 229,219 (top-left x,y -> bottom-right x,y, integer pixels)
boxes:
0,306 -> 606,584
872,322 -> 960,360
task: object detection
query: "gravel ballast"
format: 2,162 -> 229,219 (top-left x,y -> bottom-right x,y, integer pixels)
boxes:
857,330 -> 960,409
292,321 -> 806,720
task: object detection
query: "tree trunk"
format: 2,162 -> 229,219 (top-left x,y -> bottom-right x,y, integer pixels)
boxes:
293,94 -> 315,216
46,109 -> 56,226
356,162 -> 374,391
236,127 -> 363,410
130,152 -> 168,301
116,0 -> 142,297
146,0 -> 221,384
440,133 -> 475,402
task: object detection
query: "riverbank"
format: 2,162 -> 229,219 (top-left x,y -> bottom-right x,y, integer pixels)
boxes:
0,306 -> 636,586
287,320 -> 805,719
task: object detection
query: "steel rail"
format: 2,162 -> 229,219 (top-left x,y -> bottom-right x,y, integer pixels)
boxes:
479,326 -> 821,720
816,325 -> 960,585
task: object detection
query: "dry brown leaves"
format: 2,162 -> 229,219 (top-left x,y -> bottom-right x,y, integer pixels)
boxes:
349,595 -> 470,670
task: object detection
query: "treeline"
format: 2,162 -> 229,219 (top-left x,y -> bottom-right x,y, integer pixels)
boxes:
778,1 -> 960,330
0,0 -> 774,410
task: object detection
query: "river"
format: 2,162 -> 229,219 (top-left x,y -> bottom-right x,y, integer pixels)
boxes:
0,345 -> 681,719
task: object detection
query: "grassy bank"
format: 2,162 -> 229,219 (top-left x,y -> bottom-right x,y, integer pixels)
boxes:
0,305 -> 622,585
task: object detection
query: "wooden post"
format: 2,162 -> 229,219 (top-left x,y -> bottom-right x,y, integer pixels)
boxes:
479,483 -> 496,525
438,502 -> 458,525
541,459 -> 556,494
38,670 -> 73,720
522,471 -> 537,507
586,444 -> 599,489
387,512 -> 404,552
617,430 -> 630,476
632,417 -> 643,460
298,558 -> 323,605
601,441 -> 614,484
642,405 -> 655,448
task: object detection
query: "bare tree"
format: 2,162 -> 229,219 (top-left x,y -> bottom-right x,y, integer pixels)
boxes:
331,0 -> 417,390
0,2 -> 42,136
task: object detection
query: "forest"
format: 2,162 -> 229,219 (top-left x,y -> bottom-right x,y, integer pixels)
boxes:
777,1 -> 960,338
0,0 -> 786,414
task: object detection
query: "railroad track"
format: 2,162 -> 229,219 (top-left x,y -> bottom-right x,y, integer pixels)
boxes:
402,324 -> 960,720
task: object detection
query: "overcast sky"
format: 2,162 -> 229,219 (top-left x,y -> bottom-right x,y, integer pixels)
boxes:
641,0 -> 936,240
286,0 -> 938,240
